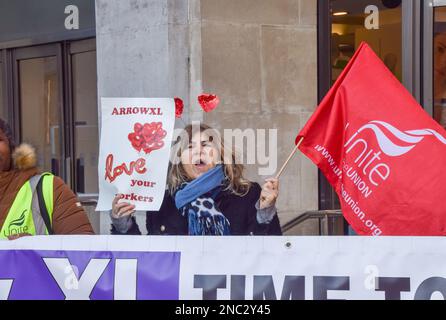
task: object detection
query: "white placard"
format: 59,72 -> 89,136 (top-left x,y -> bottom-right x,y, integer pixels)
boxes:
96,98 -> 175,211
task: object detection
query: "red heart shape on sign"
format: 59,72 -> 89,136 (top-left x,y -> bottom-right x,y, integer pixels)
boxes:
128,122 -> 166,154
198,94 -> 220,112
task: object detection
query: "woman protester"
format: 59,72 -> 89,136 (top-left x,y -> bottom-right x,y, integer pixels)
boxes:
111,123 -> 282,236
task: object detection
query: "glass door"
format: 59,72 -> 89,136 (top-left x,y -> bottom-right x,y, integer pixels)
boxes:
12,44 -> 66,178
10,40 -> 98,192
69,39 -> 99,196
67,38 -> 99,231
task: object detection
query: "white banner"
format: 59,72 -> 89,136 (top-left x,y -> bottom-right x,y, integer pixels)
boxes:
1,236 -> 446,300
96,98 -> 175,211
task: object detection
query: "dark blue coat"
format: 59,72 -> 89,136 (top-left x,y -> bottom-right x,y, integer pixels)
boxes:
111,182 -> 282,236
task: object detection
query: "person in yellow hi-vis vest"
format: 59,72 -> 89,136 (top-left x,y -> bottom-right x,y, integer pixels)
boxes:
0,118 -> 94,239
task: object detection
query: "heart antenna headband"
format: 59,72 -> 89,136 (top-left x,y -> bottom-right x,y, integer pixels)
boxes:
174,94 -> 220,120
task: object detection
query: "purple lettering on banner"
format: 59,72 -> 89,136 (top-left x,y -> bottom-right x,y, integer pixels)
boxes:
0,250 -> 180,300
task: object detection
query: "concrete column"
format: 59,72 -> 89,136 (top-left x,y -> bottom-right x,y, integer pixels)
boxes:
95,0 -> 190,233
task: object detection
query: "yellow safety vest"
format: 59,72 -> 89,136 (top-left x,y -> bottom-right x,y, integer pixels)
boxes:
0,173 -> 54,239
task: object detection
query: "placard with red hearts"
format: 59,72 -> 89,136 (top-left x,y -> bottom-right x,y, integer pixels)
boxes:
96,98 -> 175,211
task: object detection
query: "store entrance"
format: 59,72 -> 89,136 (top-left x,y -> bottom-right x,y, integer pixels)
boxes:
9,39 -> 98,195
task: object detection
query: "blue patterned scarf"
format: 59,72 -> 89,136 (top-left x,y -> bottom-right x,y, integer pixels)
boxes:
174,165 -> 230,235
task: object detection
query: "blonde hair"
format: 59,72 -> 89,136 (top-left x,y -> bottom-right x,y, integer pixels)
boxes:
168,124 -> 251,196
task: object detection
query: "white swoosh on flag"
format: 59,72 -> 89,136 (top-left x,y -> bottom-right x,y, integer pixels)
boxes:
405,129 -> 446,144
369,121 -> 424,144
355,121 -> 446,157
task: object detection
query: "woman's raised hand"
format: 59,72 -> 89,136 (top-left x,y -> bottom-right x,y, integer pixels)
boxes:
259,178 -> 279,209
111,194 -> 136,219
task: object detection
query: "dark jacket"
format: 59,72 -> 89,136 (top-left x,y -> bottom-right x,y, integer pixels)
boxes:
111,182 -> 282,236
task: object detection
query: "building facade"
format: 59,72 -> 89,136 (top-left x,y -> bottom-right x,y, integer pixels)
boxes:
0,0 -> 443,234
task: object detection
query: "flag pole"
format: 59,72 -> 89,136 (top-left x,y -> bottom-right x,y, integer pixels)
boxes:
260,136 -> 304,202
275,136 -> 304,179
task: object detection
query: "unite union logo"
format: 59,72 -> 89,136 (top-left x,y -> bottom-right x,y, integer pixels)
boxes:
4,210 -> 28,237
347,120 -> 446,157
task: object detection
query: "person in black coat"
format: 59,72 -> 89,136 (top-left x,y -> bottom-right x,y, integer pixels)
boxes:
111,123 -> 282,236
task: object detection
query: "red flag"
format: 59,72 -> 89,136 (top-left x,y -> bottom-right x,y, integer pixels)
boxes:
296,42 -> 446,236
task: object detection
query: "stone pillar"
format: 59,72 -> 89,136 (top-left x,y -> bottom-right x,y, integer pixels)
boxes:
95,0 -> 189,233
198,0 -> 319,233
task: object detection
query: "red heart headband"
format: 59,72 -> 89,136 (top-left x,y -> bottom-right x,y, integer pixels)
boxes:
174,94 -> 220,119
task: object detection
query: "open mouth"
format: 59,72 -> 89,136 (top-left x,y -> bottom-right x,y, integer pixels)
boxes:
193,159 -> 208,170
